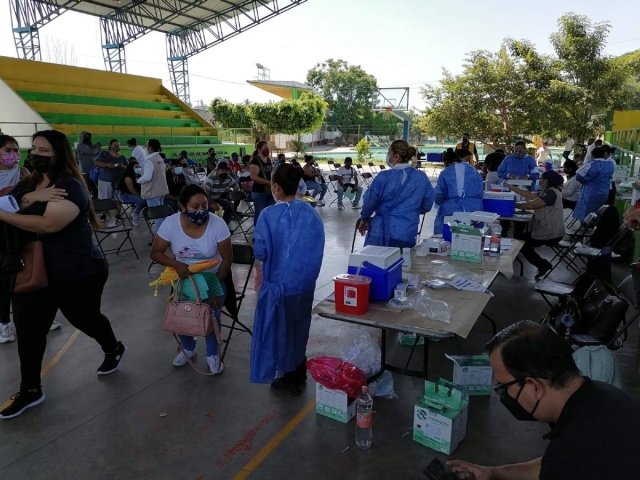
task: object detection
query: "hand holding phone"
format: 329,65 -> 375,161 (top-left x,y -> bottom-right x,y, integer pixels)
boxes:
424,458 -> 459,480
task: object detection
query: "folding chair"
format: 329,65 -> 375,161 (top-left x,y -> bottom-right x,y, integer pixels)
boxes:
568,224 -> 629,273
227,191 -> 255,241
379,165 -> 386,171
368,162 -> 378,176
355,164 -> 366,184
220,243 -> 255,361
327,160 -> 337,174
111,189 -> 136,228
610,272 -> 640,347
351,218 -> 362,253
328,175 -> 356,208
360,172 -> 374,188
92,199 -> 139,261
142,205 -> 175,271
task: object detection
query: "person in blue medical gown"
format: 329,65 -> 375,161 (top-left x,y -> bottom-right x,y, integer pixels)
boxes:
358,140 -> 435,248
250,163 -> 325,396
433,148 -> 484,235
573,146 -> 616,223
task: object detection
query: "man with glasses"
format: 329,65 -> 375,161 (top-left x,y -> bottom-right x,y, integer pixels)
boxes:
448,321 -> 640,480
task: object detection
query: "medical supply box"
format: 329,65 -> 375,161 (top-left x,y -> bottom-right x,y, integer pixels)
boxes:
482,192 -> 515,217
348,246 -> 403,302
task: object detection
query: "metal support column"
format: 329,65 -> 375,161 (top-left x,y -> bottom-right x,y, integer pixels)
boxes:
402,120 -> 410,141
9,0 -> 76,61
102,43 -> 127,73
168,56 -> 190,105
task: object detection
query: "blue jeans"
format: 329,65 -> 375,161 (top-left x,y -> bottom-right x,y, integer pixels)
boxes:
120,192 -> 146,215
177,292 -> 225,357
306,181 -> 328,201
146,196 -> 165,229
252,192 -> 275,225
337,184 -> 363,205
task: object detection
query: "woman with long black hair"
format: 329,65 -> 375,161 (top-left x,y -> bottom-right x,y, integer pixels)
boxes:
249,140 -> 275,224
0,130 -> 126,420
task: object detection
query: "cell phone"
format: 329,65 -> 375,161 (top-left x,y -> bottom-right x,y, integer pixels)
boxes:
423,457 -> 458,480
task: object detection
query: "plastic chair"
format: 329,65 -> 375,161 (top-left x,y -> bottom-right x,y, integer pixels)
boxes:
221,243 -> 255,361
92,199 -> 139,261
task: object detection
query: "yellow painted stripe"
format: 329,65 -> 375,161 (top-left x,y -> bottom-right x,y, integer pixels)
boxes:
232,399 -> 316,480
1,329 -> 80,410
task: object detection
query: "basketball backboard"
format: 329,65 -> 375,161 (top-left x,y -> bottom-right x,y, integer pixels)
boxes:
373,87 -> 409,112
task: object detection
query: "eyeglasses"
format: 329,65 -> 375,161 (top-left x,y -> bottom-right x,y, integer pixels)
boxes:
493,379 -> 522,397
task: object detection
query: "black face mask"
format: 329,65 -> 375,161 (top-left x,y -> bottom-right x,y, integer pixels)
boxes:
500,383 -> 540,422
219,172 -> 228,180
30,154 -> 54,174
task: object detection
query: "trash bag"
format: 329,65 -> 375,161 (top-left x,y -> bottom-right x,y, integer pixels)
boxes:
306,356 -> 367,398
337,327 -> 382,377
368,370 -> 396,399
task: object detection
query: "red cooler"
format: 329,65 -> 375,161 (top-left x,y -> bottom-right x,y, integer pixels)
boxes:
334,274 -> 372,315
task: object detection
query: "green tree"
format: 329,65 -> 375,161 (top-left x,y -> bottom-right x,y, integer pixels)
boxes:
355,138 -> 372,161
249,93 -> 326,135
547,13 -> 637,142
306,59 -> 378,127
209,98 -> 253,128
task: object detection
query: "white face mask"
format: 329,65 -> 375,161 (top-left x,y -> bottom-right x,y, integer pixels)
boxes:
272,185 -> 279,203
386,153 -> 394,168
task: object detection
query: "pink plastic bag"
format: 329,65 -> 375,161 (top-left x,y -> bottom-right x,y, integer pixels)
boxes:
306,356 -> 367,398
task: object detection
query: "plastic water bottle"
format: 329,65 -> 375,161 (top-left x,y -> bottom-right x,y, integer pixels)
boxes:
489,220 -> 502,257
355,386 -> 373,449
401,248 -> 412,272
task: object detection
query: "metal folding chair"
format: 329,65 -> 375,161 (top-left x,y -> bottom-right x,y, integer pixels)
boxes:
227,191 -> 255,241
368,162 -> 378,176
360,172 -> 373,187
221,243 -> 255,361
92,199 -> 139,261
143,205 -> 175,271
328,175 -> 356,208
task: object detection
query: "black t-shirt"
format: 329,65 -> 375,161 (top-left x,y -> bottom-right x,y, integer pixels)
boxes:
250,157 -> 273,193
540,378 -> 640,480
539,189 -> 558,206
166,171 -> 187,197
11,175 -> 100,284
118,172 -> 141,195
484,152 -> 505,171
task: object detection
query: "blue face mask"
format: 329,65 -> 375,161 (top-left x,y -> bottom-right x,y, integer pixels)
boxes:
514,150 -> 526,159
134,167 -> 142,175
174,167 -> 183,175
183,209 -> 208,225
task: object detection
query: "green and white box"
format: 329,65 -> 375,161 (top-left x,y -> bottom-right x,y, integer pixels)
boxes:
315,383 -> 356,423
450,225 -> 482,264
413,379 -> 469,455
446,354 -> 494,396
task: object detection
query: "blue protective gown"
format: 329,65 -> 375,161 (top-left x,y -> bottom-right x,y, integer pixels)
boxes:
573,158 -> 616,222
250,200 -> 325,384
433,163 -> 484,235
497,154 -> 539,180
360,164 -> 435,249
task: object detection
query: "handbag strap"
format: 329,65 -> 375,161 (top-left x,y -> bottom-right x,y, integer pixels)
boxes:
173,274 -> 203,304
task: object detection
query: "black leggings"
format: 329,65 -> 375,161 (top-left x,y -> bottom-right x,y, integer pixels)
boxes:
12,258 -> 118,390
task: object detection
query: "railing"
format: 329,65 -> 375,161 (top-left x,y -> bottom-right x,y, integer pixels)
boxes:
67,125 -> 221,147
217,128 -> 254,145
616,146 -> 640,177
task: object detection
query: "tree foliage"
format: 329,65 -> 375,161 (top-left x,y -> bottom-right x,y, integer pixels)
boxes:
209,99 -> 253,128
306,59 -> 378,127
418,12 -> 638,147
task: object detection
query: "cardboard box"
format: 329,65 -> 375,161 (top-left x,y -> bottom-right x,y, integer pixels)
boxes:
413,379 -> 469,455
450,225 -> 482,264
446,354 -> 494,396
315,383 -> 356,423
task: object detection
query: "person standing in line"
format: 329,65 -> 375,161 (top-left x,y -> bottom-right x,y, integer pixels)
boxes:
95,139 -> 127,200
138,139 -> 169,229
250,164 -> 325,396
336,157 -> 363,210
0,135 -> 30,344
0,130 -> 126,420
358,140 -> 434,248
561,160 -> 581,211
562,135 -> 575,160
455,133 -> 479,165
76,131 -> 101,175
449,321 -> 640,480
126,138 -> 146,164
249,140 -> 275,224
433,148 -> 484,235
573,146 -> 615,223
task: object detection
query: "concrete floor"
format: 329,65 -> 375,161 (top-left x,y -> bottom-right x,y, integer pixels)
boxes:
0,180 -> 638,480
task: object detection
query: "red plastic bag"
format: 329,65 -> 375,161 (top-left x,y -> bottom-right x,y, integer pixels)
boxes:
306,356 -> 367,398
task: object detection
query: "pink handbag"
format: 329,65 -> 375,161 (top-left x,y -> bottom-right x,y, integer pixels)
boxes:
163,275 -> 222,376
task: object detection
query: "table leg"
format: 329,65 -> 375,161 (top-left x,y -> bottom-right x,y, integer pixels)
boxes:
517,257 -> 524,276
404,334 -> 420,370
481,312 -> 498,336
423,339 -> 429,380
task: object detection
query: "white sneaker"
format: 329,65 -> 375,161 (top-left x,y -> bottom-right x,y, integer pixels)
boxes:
352,203 -> 360,209
317,200 -> 325,207
207,355 -> 225,375
337,204 -> 344,210
173,349 -> 197,367
132,213 -> 139,227
0,323 -> 15,344
50,321 -> 61,331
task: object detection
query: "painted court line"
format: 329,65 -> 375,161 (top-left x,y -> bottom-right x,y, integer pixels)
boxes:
232,399 -> 316,480
1,329 -> 80,410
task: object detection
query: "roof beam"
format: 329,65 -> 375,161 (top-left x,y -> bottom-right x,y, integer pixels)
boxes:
166,0 -> 308,59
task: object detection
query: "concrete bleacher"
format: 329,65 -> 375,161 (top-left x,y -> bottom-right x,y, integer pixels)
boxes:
0,56 -> 220,147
